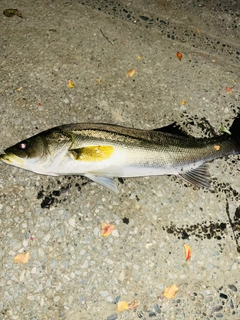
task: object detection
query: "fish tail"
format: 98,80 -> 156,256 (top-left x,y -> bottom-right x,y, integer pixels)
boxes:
230,114 -> 240,145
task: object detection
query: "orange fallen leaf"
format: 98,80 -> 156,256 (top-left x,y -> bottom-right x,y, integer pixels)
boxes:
180,100 -> 186,105
163,284 -> 179,299
176,52 -> 182,61
197,29 -> 201,33
101,223 -> 114,237
184,244 -> 192,261
117,299 -> 138,312
68,80 -> 75,88
14,252 -> 30,264
213,145 -> 220,151
126,68 -> 136,77
226,87 -> 232,94
117,301 -> 129,312
128,299 -> 139,310
137,55 -> 142,60
17,87 -> 22,91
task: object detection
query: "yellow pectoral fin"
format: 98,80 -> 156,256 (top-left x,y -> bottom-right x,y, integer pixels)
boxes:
72,145 -> 114,162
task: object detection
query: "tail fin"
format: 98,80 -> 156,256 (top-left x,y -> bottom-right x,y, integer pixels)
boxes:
230,114 -> 240,139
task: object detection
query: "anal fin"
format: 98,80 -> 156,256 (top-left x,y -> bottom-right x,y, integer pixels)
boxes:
179,163 -> 210,188
85,173 -> 119,194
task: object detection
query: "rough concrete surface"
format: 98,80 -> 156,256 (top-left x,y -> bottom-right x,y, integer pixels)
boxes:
0,0 -> 240,319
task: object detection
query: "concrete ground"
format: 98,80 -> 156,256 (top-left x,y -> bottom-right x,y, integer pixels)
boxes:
0,0 -> 240,319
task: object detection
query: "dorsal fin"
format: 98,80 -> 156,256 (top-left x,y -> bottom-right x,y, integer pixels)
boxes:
153,122 -> 190,137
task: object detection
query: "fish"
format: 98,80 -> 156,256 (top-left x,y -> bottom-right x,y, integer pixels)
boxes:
1,115 -> 240,194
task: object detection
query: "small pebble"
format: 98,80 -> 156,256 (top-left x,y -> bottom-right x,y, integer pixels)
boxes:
228,284 -> 237,292
219,293 -> 228,299
229,299 -> 234,309
107,313 -> 118,320
99,291 -> 109,297
148,312 -> 156,317
60,310 -> 65,317
113,296 -> 120,304
69,218 -> 75,228
137,311 -> 145,319
40,298 -> 44,307
112,229 -> 119,237
22,239 -> 28,247
54,296 -> 60,303
19,270 -> 25,282
121,287 -> 127,295
43,234 -> 51,242
93,227 -> 99,236
31,267 -> 37,274
35,284 -> 43,292
44,217 -> 51,228
81,260 -> 88,268
154,303 -> 161,314
212,305 -> 223,312
205,296 -> 213,303
38,248 -> 45,257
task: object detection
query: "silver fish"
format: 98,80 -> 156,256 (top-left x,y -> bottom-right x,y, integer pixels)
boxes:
1,116 -> 240,193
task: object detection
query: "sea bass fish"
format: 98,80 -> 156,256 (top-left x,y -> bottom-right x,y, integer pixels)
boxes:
1,116 -> 240,193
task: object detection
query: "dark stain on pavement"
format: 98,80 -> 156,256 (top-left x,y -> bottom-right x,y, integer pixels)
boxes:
37,176 -> 89,209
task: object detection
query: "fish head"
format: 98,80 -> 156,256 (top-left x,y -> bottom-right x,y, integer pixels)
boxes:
0,134 -> 47,169
0,129 -> 73,174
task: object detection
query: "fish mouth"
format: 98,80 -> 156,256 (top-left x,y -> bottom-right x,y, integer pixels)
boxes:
0,153 -> 23,165
0,153 -> 9,162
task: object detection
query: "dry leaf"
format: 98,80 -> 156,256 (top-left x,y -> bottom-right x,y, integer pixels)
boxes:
226,87 -> 232,94
128,299 -> 139,310
197,29 -> 201,33
213,145 -> 220,151
117,299 -> 138,312
17,87 -> 22,91
3,9 -> 23,18
176,52 -> 182,61
137,55 -> 142,60
126,68 -> 136,77
14,252 -> 30,264
101,223 -> 114,237
180,100 -> 186,105
117,301 -> 129,312
184,244 -> 192,261
68,80 -> 75,88
163,284 -> 179,299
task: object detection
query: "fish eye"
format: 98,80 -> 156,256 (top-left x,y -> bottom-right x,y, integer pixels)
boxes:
18,141 -> 28,150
